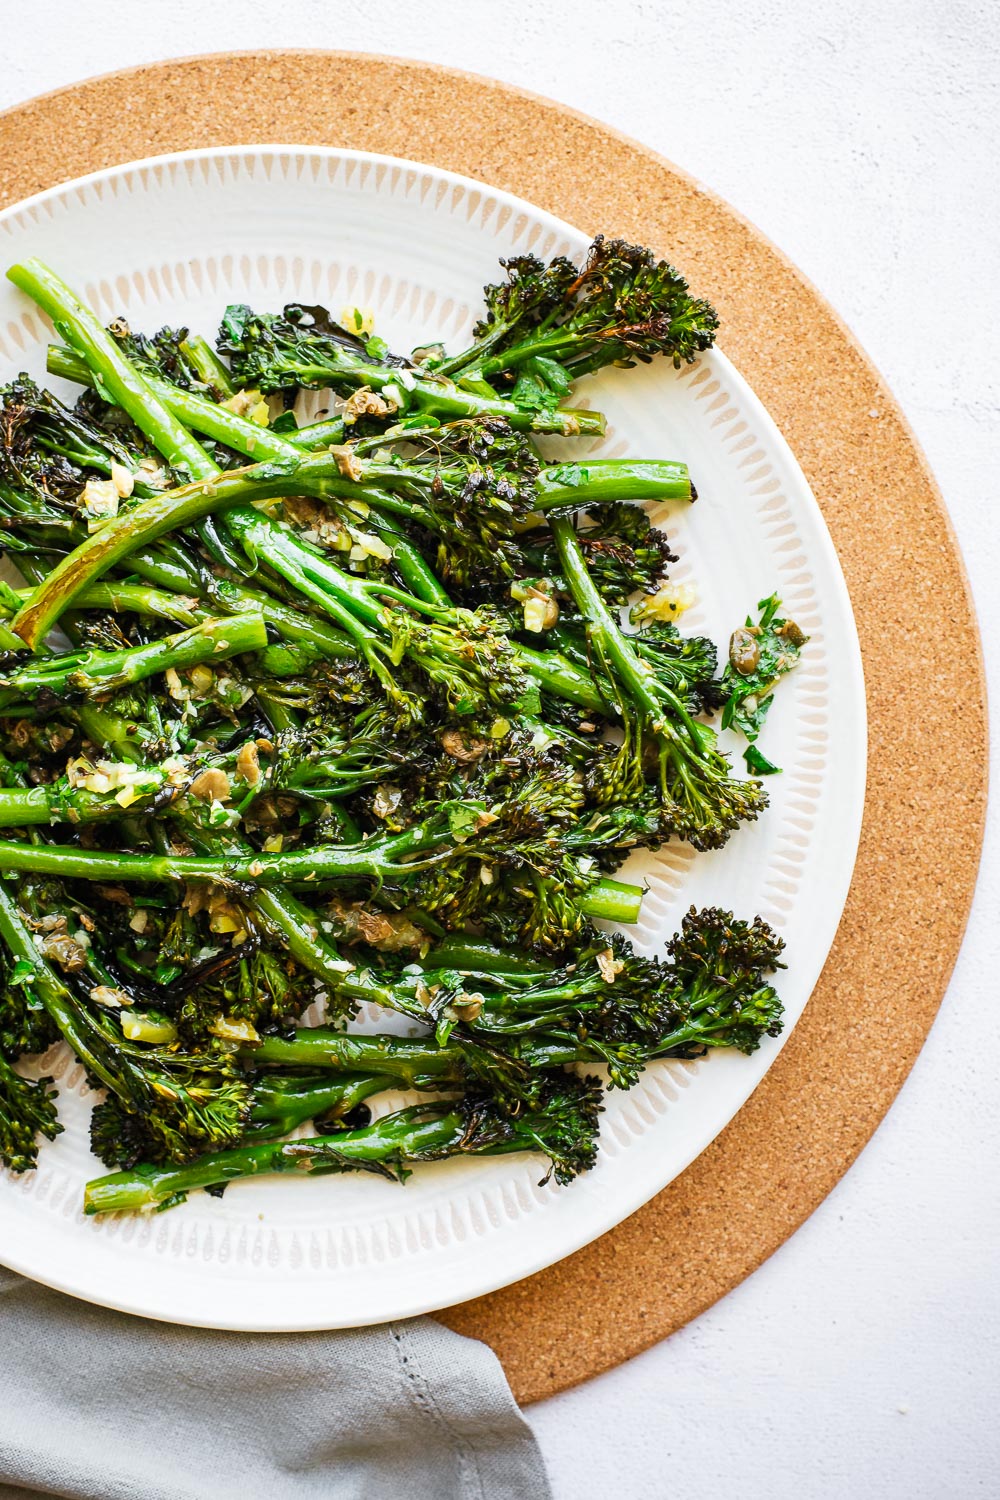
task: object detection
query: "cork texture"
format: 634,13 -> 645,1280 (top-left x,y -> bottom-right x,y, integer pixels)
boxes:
0,51 -> 987,1405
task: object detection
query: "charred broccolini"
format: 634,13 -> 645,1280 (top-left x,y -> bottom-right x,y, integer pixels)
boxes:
0,236 -> 802,1212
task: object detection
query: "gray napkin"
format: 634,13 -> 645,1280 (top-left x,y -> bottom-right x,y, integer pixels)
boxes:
0,1269 -> 551,1500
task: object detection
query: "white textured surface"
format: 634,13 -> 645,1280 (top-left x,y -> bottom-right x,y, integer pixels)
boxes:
3,3 -> 998,1496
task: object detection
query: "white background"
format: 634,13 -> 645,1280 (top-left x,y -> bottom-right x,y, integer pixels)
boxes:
3,4 -> 997,1496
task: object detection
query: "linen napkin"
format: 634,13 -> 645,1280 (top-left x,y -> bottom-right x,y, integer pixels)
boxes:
0,1268 -> 551,1499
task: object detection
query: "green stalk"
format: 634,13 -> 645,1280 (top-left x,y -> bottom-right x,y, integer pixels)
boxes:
10,441 -> 686,654
0,581 -> 201,627
0,837 -> 642,922
249,1071 -> 392,1136
245,1028 -> 601,1080
249,1032 -> 463,1086
551,515 -> 695,733
0,613 -> 266,704
9,452 -> 374,647
0,885 -> 122,1096
253,888 -> 398,1006
577,878 -> 643,924
0,818 -> 457,885
70,704 -> 152,763
49,342 -> 351,450
205,576 -> 356,659
9,262 -> 255,632
127,544 -> 204,596
48,344 -> 301,466
8,261 -> 216,482
227,509 -> 615,714
233,336 -> 605,436
84,1106 -> 468,1214
0,618 -> 26,651
178,334 -> 235,396
514,643 -> 610,715
0,774 -> 170,827
535,458 -> 692,509
283,416 -> 347,449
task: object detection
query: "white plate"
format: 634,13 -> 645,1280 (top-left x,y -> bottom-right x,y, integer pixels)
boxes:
0,148 -> 866,1329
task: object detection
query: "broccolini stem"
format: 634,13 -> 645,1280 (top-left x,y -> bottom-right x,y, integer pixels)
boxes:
9,447 -> 418,646
8,260 -> 217,482
50,327 -> 604,439
0,818 -> 469,883
550,514 -> 701,737
363,513 -> 451,607
84,1107 -> 469,1214
0,837 -> 642,926
245,1028 -> 596,1080
577,877 -> 643,924
249,1072 -> 393,1136
0,613 -> 266,705
0,581 -> 202,627
283,416 -> 347,450
248,1031 -> 464,1085
177,334 -> 236,396
205,576 -> 357,658
252,888 -> 400,1007
514,643 -> 611,715
10,435 -> 688,650
48,344 -> 302,466
535,459 -> 692,509
45,349 -> 450,613
229,508 -> 616,714
52,341 -> 680,519
0,775 -> 171,827
0,885 -> 121,1096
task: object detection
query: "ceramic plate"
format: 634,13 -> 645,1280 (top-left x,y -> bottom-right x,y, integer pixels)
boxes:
0,147 -> 866,1328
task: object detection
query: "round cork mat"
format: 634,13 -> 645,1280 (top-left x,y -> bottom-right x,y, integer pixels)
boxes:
0,52 -> 986,1405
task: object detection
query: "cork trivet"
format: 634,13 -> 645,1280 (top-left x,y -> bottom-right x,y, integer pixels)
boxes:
0,52 -> 986,1405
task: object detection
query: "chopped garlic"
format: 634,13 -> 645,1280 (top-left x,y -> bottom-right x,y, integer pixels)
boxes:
90,985 -> 133,1010
129,909 -> 149,934
109,461 -> 135,498
342,387 -> 393,424
340,305 -> 375,337
188,665 -> 215,697
165,667 -> 188,701
372,785 -> 403,820
188,768 -> 231,803
208,909 -> 244,936
236,741 -> 261,787
81,478 -> 119,528
121,1012 -> 178,1045
596,948 -> 625,984
222,388 -> 265,419
209,1016 -> 260,1044
634,582 -> 697,624
348,529 -> 394,562
522,595 -> 557,633
330,444 -> 364,481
